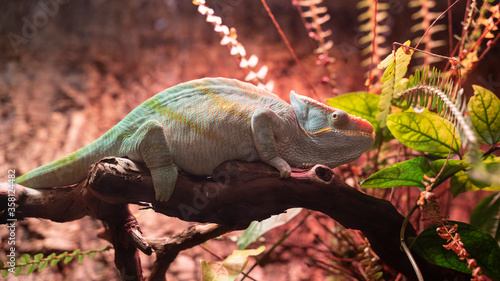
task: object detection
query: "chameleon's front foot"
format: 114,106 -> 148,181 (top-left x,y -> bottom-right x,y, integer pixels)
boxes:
268,157 -> 291,178
150,165 -> 178,202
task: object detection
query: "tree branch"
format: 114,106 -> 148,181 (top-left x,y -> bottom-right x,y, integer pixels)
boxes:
1,157 -> 449,280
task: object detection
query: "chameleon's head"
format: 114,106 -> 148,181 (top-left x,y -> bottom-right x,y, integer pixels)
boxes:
289,91 -> 375,168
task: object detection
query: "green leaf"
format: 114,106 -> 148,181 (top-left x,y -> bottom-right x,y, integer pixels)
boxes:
450,170 -> 480,197
14,265 -> 24,276
376,40 -> 413,126
469,85 -> 500,145
410,221 -> 500,280
201,246 -> 265,281
50,258 -> 61,267
470,192 -> 500,243
20,254 -> 30,265
33,253 -> 43,262
77,254 -> 85,263
2,269 -> 9,278
38,260 -> 48,272
237,208 -> 302,250
25,263 -> 36,275
326,92 -> 380,131
360,157 -> 430,189
454,156 -> 500,196
63,255 -> 74,264
386,112 -> 461,156
429,159 -> 470,185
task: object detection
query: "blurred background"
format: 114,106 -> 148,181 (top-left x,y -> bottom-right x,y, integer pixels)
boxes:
1,0 -> 499,280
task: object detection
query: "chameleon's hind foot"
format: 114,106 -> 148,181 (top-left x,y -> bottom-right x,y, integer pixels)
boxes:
150,165 -> 178,202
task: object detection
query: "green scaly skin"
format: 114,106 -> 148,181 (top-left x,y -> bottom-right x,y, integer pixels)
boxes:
16,78 -> 375,201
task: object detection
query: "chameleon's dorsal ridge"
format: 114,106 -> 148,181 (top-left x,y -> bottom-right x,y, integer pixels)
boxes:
16,77 -> 375,202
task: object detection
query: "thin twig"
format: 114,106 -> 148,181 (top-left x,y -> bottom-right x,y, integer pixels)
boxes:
260,0 -> 318,98
414,0 -> 460,51
367,0 -> 379,90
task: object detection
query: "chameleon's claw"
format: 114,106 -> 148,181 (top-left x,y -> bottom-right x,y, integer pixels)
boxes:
269,157 -> 291,178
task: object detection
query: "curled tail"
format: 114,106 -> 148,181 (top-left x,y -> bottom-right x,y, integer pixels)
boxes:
16,129 -> 122,188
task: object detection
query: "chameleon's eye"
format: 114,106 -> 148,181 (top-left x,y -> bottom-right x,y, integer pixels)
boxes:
332,110 -> 349,126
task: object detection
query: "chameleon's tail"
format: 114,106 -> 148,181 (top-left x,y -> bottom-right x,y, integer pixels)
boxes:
16,128 -> 122,188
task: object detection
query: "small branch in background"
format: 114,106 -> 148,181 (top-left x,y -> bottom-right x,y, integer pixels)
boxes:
409,0 -> 449,69
447,1 -> 500,82
261,0 -> 318,98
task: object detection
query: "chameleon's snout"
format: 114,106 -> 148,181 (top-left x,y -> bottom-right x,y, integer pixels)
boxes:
351,116 -> 375,138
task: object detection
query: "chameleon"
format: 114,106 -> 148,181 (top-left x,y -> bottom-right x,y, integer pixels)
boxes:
16,78 -> 375,202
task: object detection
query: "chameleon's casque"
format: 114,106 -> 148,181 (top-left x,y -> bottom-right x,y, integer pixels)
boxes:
16,78 -> 375,201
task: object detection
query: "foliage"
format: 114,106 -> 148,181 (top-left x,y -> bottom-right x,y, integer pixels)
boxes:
356,0 -> 391,88
193,0 -> 273,91
454,0 -> 500,80
470,192 -> 500,242
293,0 -> 336,89
409,221 -> 500,279
376,40 -> 413,127
10,1 -> 500,280
191,1 -> 500,279
361,46 -> 500,279
468,85 -> 500,145
0,246 -> 111,277
237,208 -> 302,250
201,246 -> 265,281
408,0 -> 447,69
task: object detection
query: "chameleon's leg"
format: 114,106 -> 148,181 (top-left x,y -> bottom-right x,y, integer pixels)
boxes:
123,120 -> 177,201
251,108 -> 291,178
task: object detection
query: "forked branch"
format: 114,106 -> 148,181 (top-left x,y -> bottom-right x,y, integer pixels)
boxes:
1,157 -> 455,280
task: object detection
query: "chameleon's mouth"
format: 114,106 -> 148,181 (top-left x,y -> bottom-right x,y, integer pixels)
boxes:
314,127 -> 375,139
334,129 -> 375,139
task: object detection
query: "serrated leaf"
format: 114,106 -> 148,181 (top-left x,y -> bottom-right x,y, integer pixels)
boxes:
377,40 -> 413,126
470,192 -> 500,243
25,263 -> 36,275
237,208 -> 302,250
326,92 -> 380,132
387,112 -> 461,156
77,254 -> 85,263
469,85 -> 500,145
410,221 -> 500,280
33,253 -> 44,262
361,157 -> 430,189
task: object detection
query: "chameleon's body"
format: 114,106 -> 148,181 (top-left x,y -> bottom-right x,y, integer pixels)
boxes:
16,78 -> 375,201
